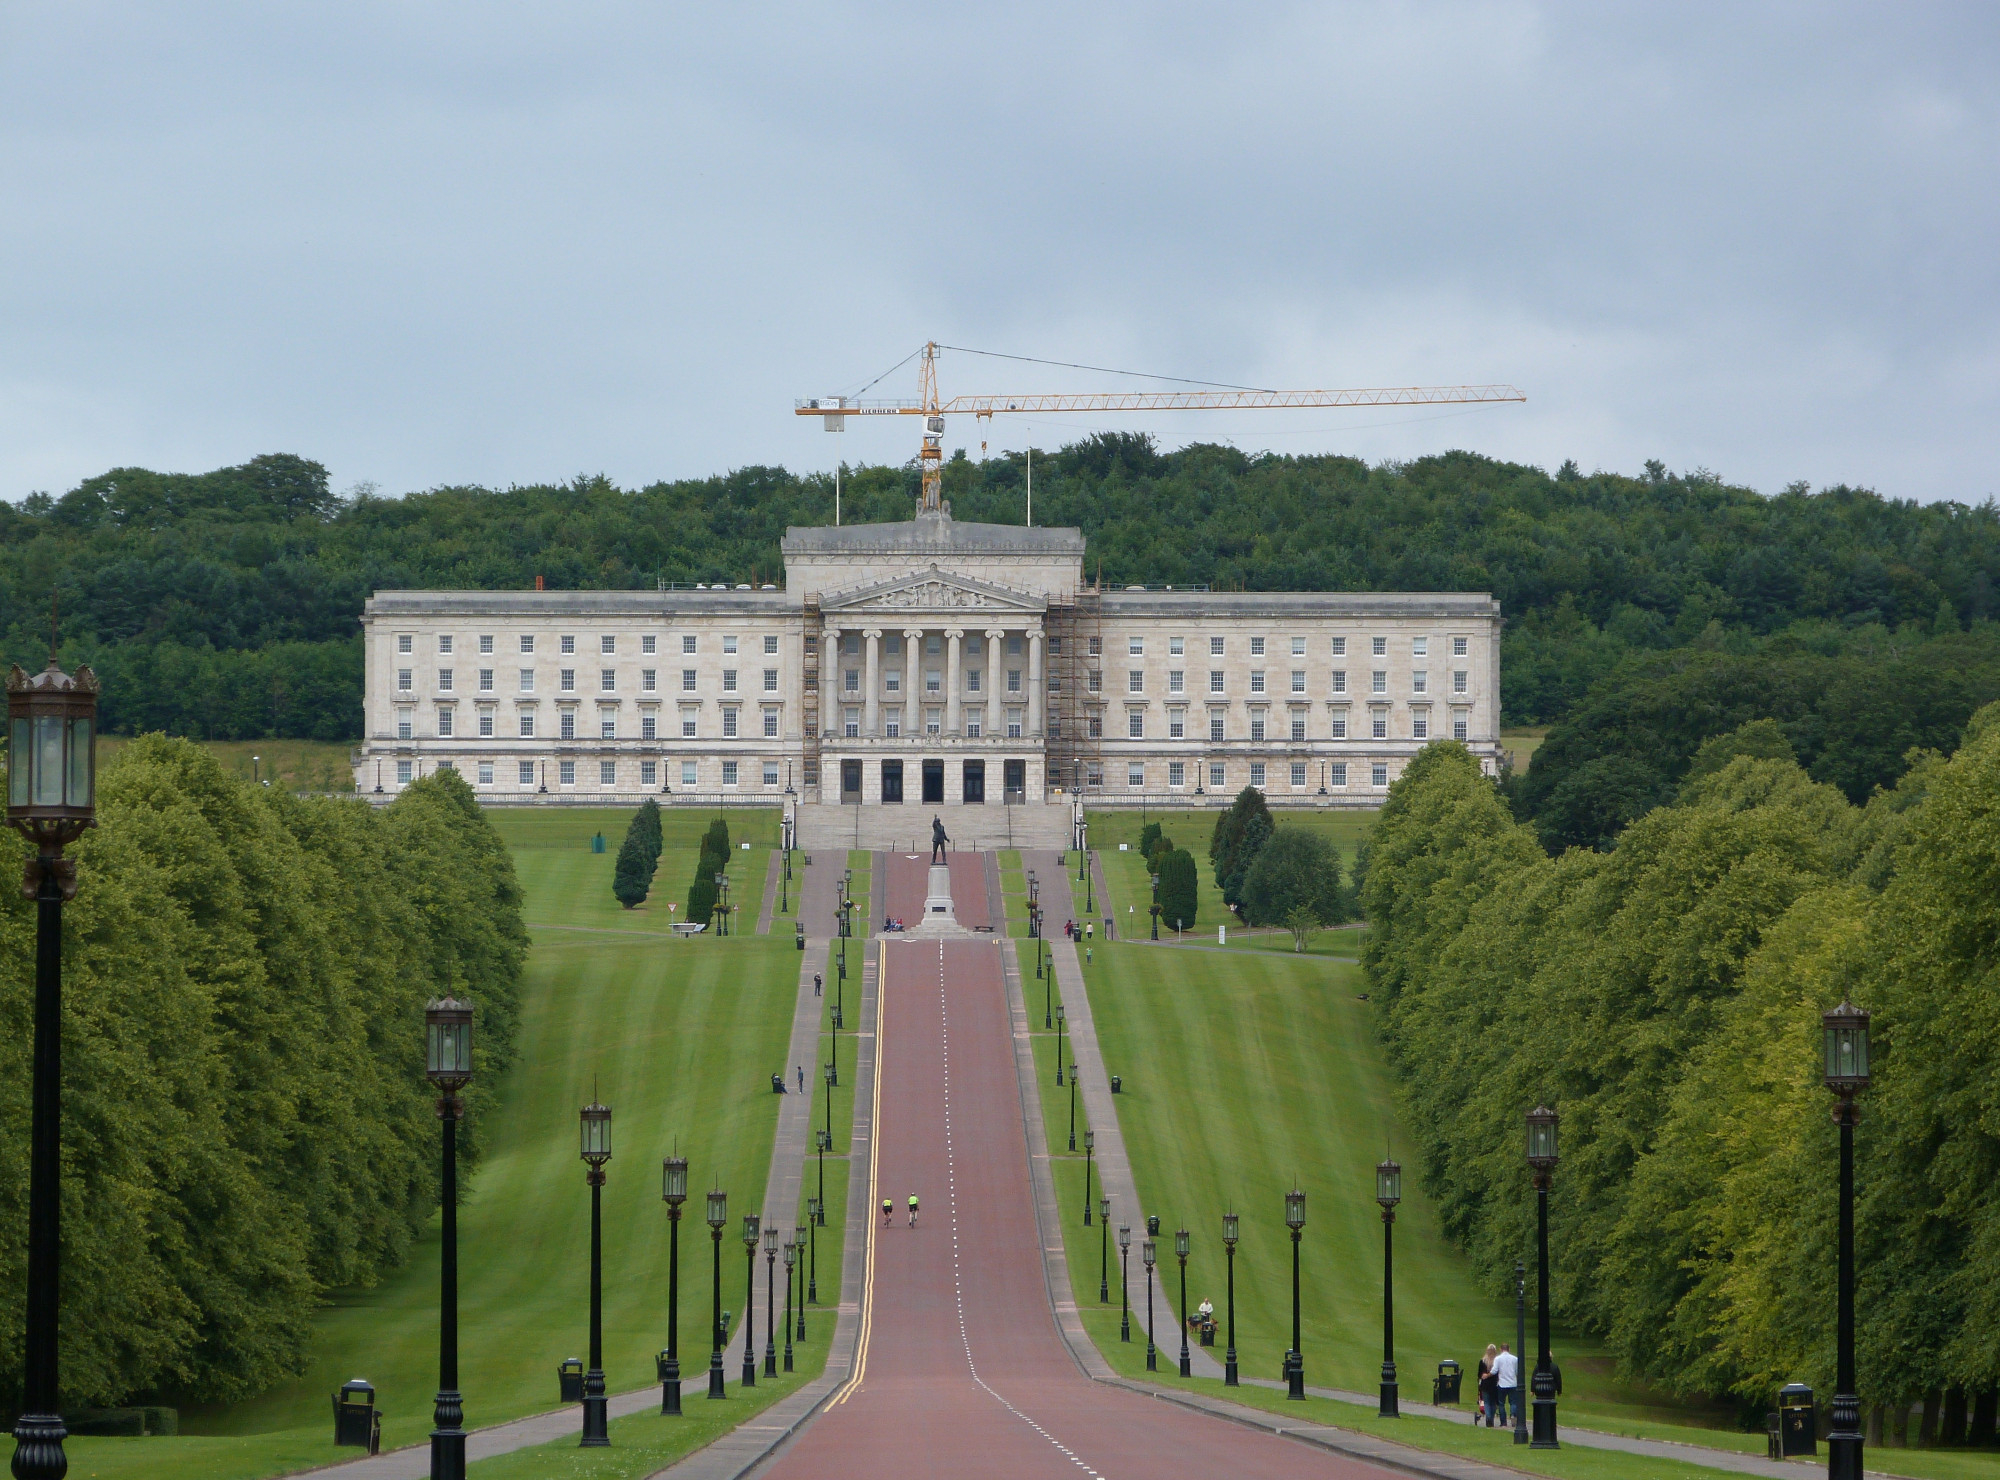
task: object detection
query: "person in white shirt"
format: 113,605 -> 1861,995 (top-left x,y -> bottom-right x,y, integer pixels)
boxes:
1493,1344 -> 1521,1426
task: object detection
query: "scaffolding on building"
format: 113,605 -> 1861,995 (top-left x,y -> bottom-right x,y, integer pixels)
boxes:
801,595 -> 823,798
1042,584 -> 1103,798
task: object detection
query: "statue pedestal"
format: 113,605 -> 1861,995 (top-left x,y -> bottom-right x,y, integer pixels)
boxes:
909,864 -> 962,936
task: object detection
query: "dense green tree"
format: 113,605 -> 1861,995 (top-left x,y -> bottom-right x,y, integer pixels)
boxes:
1209,787 -> 1273,907
1156,847 -> 1198,933
613,834 -> 652,908
1239,826 -> 1345,932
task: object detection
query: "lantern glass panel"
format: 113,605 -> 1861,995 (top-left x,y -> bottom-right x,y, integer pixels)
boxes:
1376,1160 -> 1402,1207
7,719 -> 25,808
1142,1239 -> 1156,1269
662,1156 -> 688,1204
1174,1227 -> 1190,1259
1823,1006 -> 1871,1088
706,1190 -> 727,1228
743,1213 -> 759,1247
1526,1106 -> 1558,1166
32,717 -> 63,806
1118,1224 -> 1131,1250
579,1104 -> 612,1162
67,717 -> 91,807
1285,1188 -> 1306,1229
763,1224 -> 777,1254
1084,1129 -> 1095,1152
1222,1212 -> 1239,1246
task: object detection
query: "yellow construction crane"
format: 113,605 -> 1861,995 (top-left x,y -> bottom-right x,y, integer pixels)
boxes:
797,341 -> 1525,515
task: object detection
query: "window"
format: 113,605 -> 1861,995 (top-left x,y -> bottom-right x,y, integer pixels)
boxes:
1453,714 -> 1469,741
1087,714 -> 1101,738
1331,762 -> 1348,787
1210,636 -> 1225,656
397,668 -> 413,692
642,635 -> 656,655
560,711 -> 575,740
1453,636 -> 1469,657
1087,763 -> 1104,788
844,708 -> 859,738
682,760 -> 698,787
1453,670 -> 1468,694
683,669 -> 698,691
1251,715 -> 1266,742
843,668 -> 859,692
641,760 -> 657,786
925,669 -> 941,694
1290,670 -> 1305,693
1331,636 -> 1347,657
763,709 -> 778,738
1367,635 -> 1386,658
1372,763 -> 1389,788
600,761 -> 616,786
642,714 -> 656,740
1413,636 -> 1428,657
480,635 -> 494,654
1169,636 -> 1184,656
1250,762 -> 1266,788
642,668 -> 656,692
1292,636 -> 1306,657
926,634 -> 941,655
683,712 -> 699,738
884,634 -> 900,657
1128,670 -> 1143,693
969,669 -> 983,692
1210,762 -> 1226,789
559,760 -> 576,786
1251,637 -> 1266,657
1169,711 -> 1185,739
477,761 -> 493,786
1129,636 -> 1144,655
561,635 -> 575,655
723,635 -> 738,654
1209,670 -> 1224,693
1332,713 -> 1348,738
1129,712 -> 1145,739
521,635 -> 536,654
520,760 -> 537,786
1413,715 -> 1430,739
397,760 -> 413,784
966,709 -> 983,737
1291,762 -> 1307,787
1412,670 -> 1427,694
601,716 -> 616,739
1087,636 -> 1100,656
1250,671 -> 1265,694
683,635 -> 697,654
397,710 -> 412,740
437,709 -> 454,737
519,714 -> 536,737
1128,763 -> 1145,788
1008,669 -> 1021,693
1169,761 -> 1185,787
398,634 -> 413,655
438,635 -> 454,655
1332,669 -> 1347,694
763,763 -> 780,787
560,669 -> 575,692
722,761 -> 738,786
1169,670 -> 1184,694
1085,670 -> 1099,693
765,634 -> 779,654
479,710 -> 495,738
763,669 -> 778,692
601,668 -> 616,691
1372,712 -> 1388,740
966,635 -> 981,655
601,635 -> 616,654
1209,713 -> 1224,742
479,668 -> 494,692
1290,715 -> 1306,742
1371,670 -> 1387,694
845,634 -> 861,654
926,708 -> 941,735
722,669 -> 737,693
722,709 -> 738,738
520,668 -> 535,692
884,669 -> 900,693
1007,709 -> 1022,738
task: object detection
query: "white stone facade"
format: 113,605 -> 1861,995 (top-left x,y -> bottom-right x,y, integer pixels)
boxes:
354,511 -> 1502,805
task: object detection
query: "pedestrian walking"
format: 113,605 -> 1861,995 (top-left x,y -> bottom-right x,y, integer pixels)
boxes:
797,1065 -> 805,1093
1475,1343 -> 1498,1425
1494,1342 -> 1520,1427
908,1193 -> 919,1228
882,1198 -> 892,1226
814,972 -> 822,997
1086,946 -> 1092,965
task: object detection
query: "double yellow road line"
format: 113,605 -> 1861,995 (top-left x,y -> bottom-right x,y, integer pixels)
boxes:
830,944 -> 888,1407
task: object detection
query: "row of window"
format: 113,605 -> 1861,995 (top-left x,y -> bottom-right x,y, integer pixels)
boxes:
396,633 -> 779,656
1106,711 -> 1470,741
397,707 -> 784,740
1117,668 -> 1471,696
1070,760 -> 1393,790
391,757 -> 785,789
1092,634 -> 1471,659
841,665 -> 1016,694
395,667 -> 782,694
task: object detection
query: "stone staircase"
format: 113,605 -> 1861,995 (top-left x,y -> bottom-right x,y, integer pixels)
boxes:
795,800 -> 1070,853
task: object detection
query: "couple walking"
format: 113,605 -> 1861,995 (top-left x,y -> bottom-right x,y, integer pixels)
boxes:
1475,1342 -> 1521,1426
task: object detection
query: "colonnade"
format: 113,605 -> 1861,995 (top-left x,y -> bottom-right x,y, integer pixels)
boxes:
821,622 -> 1043,740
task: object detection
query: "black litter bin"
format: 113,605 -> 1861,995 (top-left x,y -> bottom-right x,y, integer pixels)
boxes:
1433,1359 -> 1463,1404
796,922 -> 806,950
656,1349 -> 673,1382
1779,1383 -> 1816,1457
559,1357 -> 586,1403
1111,1075 -> 1122,1094
771,1073 -> 787,1094
332,1378 -> 379,1452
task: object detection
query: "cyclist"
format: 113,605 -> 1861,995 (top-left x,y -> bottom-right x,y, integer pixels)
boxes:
908,1193 -> 919,1228
881,1198 -> 892,1226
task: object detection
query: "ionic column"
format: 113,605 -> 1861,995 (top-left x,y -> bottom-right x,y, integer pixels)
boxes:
903,628 -> 924,734
945,628 -> 963,735
863,628 -> 881,737
1027,625 -> 1044,737
985,627 -> 1007,733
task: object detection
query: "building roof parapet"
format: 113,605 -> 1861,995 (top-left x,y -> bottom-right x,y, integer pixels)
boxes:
1094,590 -> 1499,619
781,509 -> 1083,558
362,589 -> 797,618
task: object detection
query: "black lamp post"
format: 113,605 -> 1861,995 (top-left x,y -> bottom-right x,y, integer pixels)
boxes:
1222,1210 -> 1240,1386
1068,1061 -> 1079,1152
1118,1224 -> 1132,1342
835,930 -> 846,1030
426,998 -> 473,1479
1150,872 -> 1160,940
1142,1234 -> 1158,1372
1085,850 -> 1094,914
714,871 -> 730,936
806,1196 -> 821,1303
1377,1159 -> 1401,1417
1513,1259 -> 1527,1444
6,653 -> 98,1480
705,1190 -> 727,1399
762,1223 -> 778,1377
782,1236 -> 796,1373
1526,1105 -> 1559,1449
1175,1227 -> 1192,1378
661,1155 -> 687,1416
579,1099 -> 613,1447
1285,1187 -> 1306,1399
1056,1002 -> 1066,1087
741,1214 -> 760,1388
1083,1129 -> 1095,1227
1824,1003 -> 1871,1480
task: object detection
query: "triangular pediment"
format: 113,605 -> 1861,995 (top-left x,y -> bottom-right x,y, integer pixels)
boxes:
819,565 -> 1045,615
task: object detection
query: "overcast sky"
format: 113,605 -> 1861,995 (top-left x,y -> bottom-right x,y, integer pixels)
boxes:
4,3 -> 1995,507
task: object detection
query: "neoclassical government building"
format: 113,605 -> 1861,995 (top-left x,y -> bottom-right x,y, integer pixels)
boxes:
355,508 -> 1502,822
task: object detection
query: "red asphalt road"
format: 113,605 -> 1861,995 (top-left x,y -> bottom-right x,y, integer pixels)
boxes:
878,850 -> 990,930
757,919 -> 1399,1478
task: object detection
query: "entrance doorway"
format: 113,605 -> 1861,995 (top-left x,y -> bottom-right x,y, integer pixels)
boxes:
922,759 -> 945,804
841,759 -> 861,802
881,760 -> 904,803
961,760 -> 985,804
1004,759 -> 1027,804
